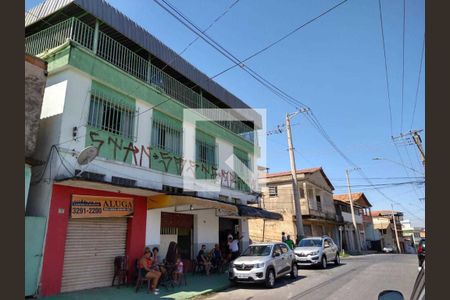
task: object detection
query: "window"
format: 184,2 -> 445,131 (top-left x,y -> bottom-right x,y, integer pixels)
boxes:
273,245 -> 282,256
196,140 -> 216,165
316,195 -> 322,212
269,186 -> 278,197
280,244 -> 289,254
88,92 -> 135,139
299,188 -> 305,198
151,115 -> 182,155
232,197 -> 241,205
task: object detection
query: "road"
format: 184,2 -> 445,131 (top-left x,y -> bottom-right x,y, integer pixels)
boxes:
199,254 -> 419,300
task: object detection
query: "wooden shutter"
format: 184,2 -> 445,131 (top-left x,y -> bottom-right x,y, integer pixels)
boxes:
60,218 -> 128,293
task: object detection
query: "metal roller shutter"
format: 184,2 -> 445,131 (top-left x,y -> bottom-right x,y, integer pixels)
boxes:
61,218 -> 128,293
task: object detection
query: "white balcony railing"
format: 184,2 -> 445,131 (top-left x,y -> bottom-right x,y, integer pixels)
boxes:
25,18 -> 256,144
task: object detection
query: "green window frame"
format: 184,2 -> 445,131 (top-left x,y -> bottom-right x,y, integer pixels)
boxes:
151,110 -> 183,156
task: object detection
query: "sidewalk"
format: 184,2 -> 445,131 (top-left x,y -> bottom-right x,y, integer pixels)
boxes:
42,273 -> 230,300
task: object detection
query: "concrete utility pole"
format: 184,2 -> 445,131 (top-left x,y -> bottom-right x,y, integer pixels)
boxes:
286,112 -> 305,242
345,169 -> 362,254
411,130 -> 425,167
391,203 -> 402,254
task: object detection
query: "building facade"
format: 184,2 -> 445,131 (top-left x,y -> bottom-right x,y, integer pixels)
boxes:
371,210 -> 405,253
333,193 -> 380,252
249,167 -> 339,244
25,0 -> 279,296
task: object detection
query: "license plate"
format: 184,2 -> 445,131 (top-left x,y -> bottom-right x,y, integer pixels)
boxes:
237,274 -> 248,279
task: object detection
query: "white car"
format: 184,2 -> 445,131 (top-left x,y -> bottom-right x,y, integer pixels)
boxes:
294,236 -> 340,269
229,242 -> 298,288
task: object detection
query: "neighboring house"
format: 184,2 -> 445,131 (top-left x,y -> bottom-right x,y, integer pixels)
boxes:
25,54 -> 48,297
333,193 -> 380,253
371,210 -> 405,253
25,0 -> 280,296
25,54 -> 47,208
401,219 -> 416,254
249,167 -> 339,244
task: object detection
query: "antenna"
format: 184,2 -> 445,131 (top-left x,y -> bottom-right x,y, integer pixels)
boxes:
77,146 -> 98,165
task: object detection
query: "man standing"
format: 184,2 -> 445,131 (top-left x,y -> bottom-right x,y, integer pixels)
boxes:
285,234 -> 295,250
282,232 -> 287,243
228,234 -> 243,260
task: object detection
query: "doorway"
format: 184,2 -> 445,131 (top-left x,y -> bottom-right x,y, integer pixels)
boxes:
219,217 -> 239,254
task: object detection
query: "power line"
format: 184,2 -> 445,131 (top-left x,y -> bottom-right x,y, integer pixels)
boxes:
207,0 -> 350,81
400,0 -> 406,133
410,34 -> 425,130
377,0 -> 394,137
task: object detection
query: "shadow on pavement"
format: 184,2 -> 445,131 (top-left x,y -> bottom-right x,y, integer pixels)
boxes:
298,263 -> 346,270
229,275 -> 307,291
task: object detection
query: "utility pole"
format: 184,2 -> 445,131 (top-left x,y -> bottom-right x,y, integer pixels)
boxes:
345,169 -> 361,254
411,130 -> 425,166
286,112 -> 305,242
391,203 -> 402,254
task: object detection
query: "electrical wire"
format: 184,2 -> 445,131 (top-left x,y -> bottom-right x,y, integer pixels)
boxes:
410,34 -> 425,130
400,0 -> 406,133
377,0 -> 394,137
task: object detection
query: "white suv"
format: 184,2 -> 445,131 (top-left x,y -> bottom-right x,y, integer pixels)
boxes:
229,242 -> 298,288
294,236 -> 340,269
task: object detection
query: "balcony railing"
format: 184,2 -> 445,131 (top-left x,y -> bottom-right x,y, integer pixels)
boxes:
25,18 -> 255,143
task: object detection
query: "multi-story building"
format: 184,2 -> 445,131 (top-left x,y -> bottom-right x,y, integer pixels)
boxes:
333,193 -> 380,252
371,210 -> 405,253
249,167 -> 339,244
25,53 -> 48,297
25,0 -> 280,296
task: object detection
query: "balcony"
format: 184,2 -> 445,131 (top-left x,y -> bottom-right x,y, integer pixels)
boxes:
25,18 -> 255,144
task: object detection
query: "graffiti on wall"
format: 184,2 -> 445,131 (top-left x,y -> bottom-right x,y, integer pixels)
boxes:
88,131 -> 257,191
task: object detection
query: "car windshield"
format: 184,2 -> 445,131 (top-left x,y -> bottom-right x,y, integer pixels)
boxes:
241,245 -> 272,256
298,239 -> 322,247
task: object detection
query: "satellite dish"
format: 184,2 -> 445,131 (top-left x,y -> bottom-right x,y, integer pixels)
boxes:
77,146 -> 98,165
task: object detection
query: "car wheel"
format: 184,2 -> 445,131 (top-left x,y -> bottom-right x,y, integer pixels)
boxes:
265,268 -> 276,288
334,253 -> 340,265
290,263 -> 298,279
321,256 -> 327,269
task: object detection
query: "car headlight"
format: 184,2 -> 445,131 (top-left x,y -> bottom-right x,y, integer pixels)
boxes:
309,251 -> 319,256
254,263 -> 265,268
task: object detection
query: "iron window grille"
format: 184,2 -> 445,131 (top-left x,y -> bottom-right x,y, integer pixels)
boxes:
87,91 -> 136,140
151,118 -> 183,156
269,186 -> 278,197
195,140 -> 217,166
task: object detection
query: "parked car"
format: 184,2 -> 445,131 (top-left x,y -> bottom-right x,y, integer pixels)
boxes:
228,242 -> 298,288
293,236 -> 340,269
377,261 -> 425,300
382,246 -> 394,253
417,239 -> 425,267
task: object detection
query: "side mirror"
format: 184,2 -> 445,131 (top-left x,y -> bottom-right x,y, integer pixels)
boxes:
378,290 -> 404,300
324,244 -> 330,248
273,252 -> 281,257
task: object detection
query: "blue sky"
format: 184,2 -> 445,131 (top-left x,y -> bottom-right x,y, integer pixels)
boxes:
26,0 -> 425,227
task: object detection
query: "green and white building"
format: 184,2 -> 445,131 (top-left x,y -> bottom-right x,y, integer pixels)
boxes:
25,0 -> 281,296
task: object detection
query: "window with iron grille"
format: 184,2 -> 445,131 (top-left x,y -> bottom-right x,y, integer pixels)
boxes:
88,91 -> 135,139
316,195 -> 322,212
269,186 -> 278,197
151,113 -> 183,156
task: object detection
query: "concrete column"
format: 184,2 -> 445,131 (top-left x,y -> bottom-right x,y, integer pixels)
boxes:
92,19 -> 100,54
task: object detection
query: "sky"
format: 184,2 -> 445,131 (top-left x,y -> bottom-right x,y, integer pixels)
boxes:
25,0 -> 425,227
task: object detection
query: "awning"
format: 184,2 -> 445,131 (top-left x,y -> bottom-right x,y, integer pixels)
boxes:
147,194 -> 238,213
237,204 -> 283,221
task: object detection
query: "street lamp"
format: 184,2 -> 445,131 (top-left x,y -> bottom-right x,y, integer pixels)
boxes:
372,157 -> 424,176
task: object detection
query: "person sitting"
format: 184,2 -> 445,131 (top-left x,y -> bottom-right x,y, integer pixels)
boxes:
172,255 -> 184,285
139,248 -> 161,295
210,244 -> 223,272
151,247 -> 166,287
197,244 -> 212,275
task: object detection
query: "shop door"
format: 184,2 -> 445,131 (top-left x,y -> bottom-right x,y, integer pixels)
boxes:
60,218 -> 128,293
219,218 -> 239,253
25,216 -> 46,296
177,228 -> 192,259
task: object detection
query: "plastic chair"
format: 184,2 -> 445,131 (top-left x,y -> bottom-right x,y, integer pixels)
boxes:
134,260 -> 151,293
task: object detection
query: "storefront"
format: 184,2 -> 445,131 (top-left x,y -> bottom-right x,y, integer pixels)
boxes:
39,180 -> 153,296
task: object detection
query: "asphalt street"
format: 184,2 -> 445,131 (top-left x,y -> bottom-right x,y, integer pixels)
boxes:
199,254 -> 419,300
